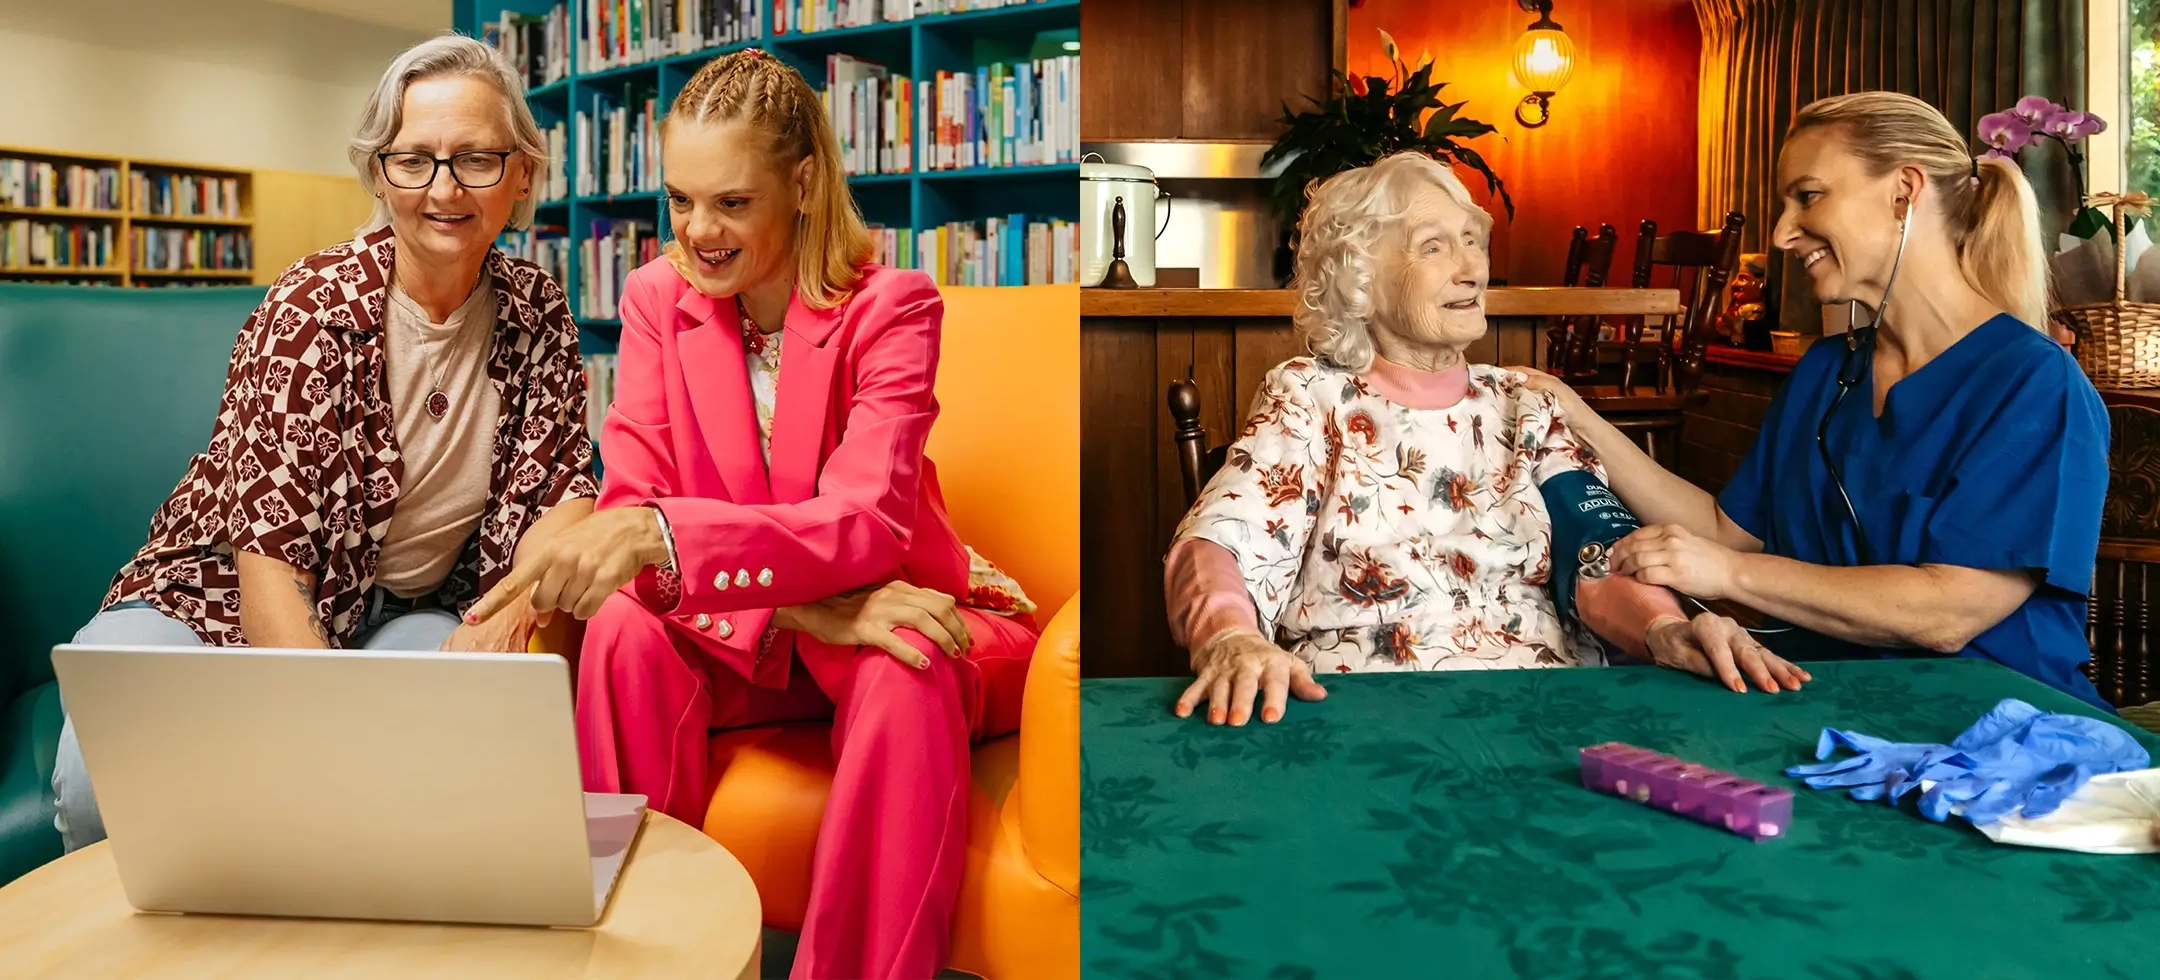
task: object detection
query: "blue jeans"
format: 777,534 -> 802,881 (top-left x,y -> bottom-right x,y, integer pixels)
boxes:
51,594 -> 461,852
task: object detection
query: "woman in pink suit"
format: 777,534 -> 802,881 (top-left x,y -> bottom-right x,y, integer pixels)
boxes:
465,49 -> 1038,980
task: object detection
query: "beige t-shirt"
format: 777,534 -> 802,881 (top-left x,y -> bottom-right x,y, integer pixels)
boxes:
375,280 -> 500,598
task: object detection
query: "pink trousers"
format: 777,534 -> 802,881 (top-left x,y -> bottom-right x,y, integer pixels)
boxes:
575,593 -> 1037,980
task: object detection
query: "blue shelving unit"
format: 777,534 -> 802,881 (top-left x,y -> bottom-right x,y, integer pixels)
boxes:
453,0 -> 1081,360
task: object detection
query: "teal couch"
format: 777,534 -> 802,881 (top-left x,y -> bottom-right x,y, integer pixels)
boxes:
0,283 -> 265,883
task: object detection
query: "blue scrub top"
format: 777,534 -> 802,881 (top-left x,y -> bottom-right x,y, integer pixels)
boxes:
1718,314 -> 2112,709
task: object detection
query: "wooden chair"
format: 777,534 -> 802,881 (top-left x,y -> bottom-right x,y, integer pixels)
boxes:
1568,212 -> 1746,467
1614,211 -> 1746,395
1546,223 -> 1620,378
1168,378 -> 1227,508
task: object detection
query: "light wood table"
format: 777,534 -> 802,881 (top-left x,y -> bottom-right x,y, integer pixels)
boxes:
0,812 -> 761,979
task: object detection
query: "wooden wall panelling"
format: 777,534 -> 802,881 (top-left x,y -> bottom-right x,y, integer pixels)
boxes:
1676,363 -> 1781,492
1082,318 -> 1169,678
1079,0 -> 1186,140
1178,0 -> 1334,140
252,169 -> 370,286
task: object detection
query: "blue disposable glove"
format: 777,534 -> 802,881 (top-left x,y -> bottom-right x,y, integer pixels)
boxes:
1905,699 -> 2150,825
1784,728 -> 1949,802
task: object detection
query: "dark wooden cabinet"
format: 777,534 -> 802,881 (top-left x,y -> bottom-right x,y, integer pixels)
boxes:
1081,0 -> 1339,141
2092,391 -> 2160,707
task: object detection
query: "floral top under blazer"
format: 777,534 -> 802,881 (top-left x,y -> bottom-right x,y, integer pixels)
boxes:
103,226 -> 600,645
1174,358 -> 1607,673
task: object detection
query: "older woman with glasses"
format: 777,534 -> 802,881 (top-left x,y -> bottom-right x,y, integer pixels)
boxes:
47,34 -> 598,851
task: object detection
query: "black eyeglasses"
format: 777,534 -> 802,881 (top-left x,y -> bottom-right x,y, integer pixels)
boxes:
376,150 -> 517,190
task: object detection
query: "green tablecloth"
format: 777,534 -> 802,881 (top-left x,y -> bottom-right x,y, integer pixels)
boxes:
1081,660 -> 2160,979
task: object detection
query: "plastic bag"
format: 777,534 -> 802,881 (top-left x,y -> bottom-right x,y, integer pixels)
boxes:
1970,768 -> 2160,855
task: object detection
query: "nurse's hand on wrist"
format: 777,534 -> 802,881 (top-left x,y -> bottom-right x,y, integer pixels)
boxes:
1610,524 -> 1740,601
1508,366 -> 1593,419
1645,613 -> 1810,694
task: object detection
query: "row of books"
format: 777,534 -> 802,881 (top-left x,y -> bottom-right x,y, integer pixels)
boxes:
491,5 -> 572,90
826,55 -> 910,175
582,352 -> 619,441
580,218 -> 660,319
539,123 -> 571,202
132,227 -> 251,272
133,173 -> 244,220
501,225 -> 572,291
577,89 -> 662,198
776,0 -> 1042,33
0,159 -> 123,212
921,57 -> 1077,170
1,220 -> 118,269
872,215 -> 1074,286
824,55 -> 1078,175
580,0 -> 761,74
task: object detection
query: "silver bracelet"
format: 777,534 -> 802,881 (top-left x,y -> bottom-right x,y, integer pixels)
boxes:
645,503 -> 679,572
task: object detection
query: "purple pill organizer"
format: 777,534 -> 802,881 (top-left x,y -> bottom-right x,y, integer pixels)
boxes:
1579,742 -> 1793,841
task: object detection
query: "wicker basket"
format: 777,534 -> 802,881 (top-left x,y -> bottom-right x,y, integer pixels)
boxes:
2052,197 -> 2160,388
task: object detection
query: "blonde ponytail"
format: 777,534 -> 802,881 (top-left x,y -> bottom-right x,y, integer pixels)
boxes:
1962,153 -> 2047,328
1791,92 -> 2050,330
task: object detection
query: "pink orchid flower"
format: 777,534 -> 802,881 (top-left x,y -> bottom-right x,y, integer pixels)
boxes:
2011,95 -> 2061,126
2041,108 -> 2107,143
1977,111 -> 2036,153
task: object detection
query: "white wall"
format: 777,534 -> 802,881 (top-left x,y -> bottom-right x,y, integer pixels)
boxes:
0,0 -> 442,176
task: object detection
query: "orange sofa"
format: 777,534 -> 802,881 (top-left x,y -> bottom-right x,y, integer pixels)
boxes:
559,284 -> 1080,980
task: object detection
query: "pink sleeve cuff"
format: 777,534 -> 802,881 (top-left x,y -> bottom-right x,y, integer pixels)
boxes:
1164,538 -> 1261,650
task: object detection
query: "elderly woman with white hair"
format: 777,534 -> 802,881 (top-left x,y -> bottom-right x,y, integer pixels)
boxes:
47,33 -> 597,850
1165,152 -> 1812,727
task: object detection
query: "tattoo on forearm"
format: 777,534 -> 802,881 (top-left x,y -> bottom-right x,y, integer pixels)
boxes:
293,572 -> 329,642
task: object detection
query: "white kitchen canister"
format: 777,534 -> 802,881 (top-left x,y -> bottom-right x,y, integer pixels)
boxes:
1080,155 -> 1170,287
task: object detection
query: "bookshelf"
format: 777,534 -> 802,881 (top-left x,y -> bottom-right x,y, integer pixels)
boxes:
455,0 -> 1081,353
0,145 -> 255,287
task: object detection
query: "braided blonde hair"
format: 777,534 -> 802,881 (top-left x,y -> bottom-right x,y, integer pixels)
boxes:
662,49 -> 873,309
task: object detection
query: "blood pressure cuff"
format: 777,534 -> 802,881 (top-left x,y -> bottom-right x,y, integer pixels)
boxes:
1540,468 -> 1644,624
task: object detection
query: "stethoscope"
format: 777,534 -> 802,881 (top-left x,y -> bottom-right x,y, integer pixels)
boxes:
1818,201 -> 1911,569
1575,203 -> 1910,638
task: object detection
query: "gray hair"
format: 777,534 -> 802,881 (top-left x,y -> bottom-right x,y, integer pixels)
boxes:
1291,152 -> 1493,372
349,33 -> 546,233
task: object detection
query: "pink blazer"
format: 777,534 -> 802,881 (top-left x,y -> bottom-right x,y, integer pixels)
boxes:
597,258 -> 973,689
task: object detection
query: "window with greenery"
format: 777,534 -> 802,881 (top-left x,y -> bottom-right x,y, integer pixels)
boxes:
2133,0 -> 2160,195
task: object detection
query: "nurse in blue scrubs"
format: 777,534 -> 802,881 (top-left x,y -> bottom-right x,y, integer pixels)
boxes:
1526,91 -> 2112,709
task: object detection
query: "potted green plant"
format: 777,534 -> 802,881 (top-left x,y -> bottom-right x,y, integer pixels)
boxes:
1262,29 -> 1514,246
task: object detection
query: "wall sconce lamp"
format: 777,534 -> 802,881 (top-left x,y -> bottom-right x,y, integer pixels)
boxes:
1512,0 -> 1576,128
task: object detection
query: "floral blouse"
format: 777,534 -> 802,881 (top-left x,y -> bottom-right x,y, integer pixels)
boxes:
1173,357 -> 1605,673
103,227 -> 599,645
736,315 -> 1034,618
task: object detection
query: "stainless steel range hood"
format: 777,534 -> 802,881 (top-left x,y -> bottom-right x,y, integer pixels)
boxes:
1079,141 -> 1293,180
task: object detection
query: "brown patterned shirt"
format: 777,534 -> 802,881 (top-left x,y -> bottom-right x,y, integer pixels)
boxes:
102,226 -> 599,646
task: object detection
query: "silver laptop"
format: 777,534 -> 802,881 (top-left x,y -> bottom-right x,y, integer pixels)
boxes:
50,644 -> 646,928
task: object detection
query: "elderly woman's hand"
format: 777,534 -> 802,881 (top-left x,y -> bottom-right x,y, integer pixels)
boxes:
1645,613 -> 1810,694
1174,629 -> 1326,725
1609,524 -> 1742,601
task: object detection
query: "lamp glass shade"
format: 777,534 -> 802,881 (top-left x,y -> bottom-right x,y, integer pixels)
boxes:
1512,27 -> 1575,95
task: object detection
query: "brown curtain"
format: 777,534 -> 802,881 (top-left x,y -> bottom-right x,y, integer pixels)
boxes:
1694,0 -> 2086,327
